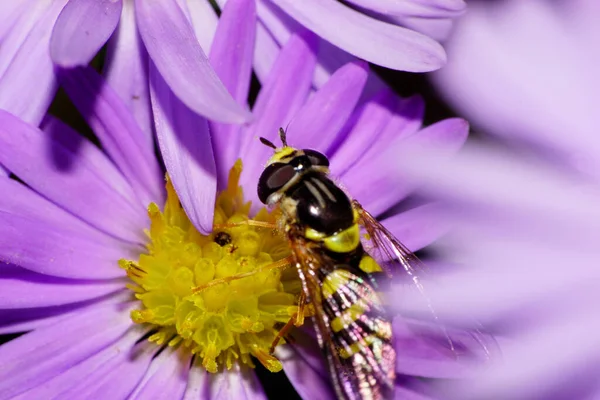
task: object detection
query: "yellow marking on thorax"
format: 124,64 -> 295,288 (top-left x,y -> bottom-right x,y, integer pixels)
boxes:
323,223 -> 360,253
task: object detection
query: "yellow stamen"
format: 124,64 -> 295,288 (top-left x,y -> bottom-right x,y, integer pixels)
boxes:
122,160 -> 302,372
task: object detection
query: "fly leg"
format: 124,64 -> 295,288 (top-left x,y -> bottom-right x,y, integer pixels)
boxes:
191,256 -> 293,294
269,291 -> 307,353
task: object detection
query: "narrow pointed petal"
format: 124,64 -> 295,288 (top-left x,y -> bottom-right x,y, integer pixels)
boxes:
330,88 -> 396,176
0,0 -> 66,125
0,265 -> 123,309
335,93 -> 423,177
343,118 -> 468,216
103,0 -> 154,144
0,168 -> 135,279
23,329 -> 155,400
277,331 -> 336,400
0,301 -> 133,399
269,0 -> 446,71
254,22 -> 280,83
209,0 -> 256,189
59,66 -> 163,206
0,295 -> 123,335
381,203 -> 450,252
287,60 -> 369,153
186,0 -> 219,52
50,0 -> 122,67
129,347 -> 191,399
0,110 -> 147,243
150,64 -> 216,235
135,0 -> 251,123
239,31 -> 318,200
0,211 -> 133,279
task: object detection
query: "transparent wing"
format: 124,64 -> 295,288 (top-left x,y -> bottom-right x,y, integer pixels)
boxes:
287,228 -> 395,400
353,200 -> 495,361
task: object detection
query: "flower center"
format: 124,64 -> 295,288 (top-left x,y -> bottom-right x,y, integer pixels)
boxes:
120,160 -> 300,373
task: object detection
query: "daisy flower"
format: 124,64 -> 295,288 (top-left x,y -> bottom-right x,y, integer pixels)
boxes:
0,3 -> 482,399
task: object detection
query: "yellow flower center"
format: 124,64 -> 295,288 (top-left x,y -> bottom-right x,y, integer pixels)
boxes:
120,160 -> 300,373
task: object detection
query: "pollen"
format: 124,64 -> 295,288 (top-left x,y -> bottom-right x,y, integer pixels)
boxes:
121,160 -> 301,373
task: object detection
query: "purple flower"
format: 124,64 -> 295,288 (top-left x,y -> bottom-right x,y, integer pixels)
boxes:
0,2 -> 483,399
384,1 -> 600,398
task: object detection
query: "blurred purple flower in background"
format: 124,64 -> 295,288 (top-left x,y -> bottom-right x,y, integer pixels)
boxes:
0,0 -> 485,398
378,0 -> 600,398
432,0 -> 600,177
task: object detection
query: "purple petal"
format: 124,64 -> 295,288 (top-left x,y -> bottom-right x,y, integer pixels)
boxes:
359,94 -> 425,165
0,170 -> 135,280
0,265 -> 124,309
103,0 -> 154,144
0,0 -> 35,41
277,329 -> 336,400
344,0 -> 465,18
0,210 -> 134,279
381,203 -> 450,252
0,110 -> 147,244
41,115 -> 141,211
388,14 -> 454,42
0,301 -> 133,399
0,293 -> 125,334
182,367 -> 208,400
27,329 -> 155,400
185,0 -> 219,51
0,0 -> 65,125
59,66 -> 164,206
254,22 -> 280,83
269,0 -> 446,72
135,0 -> 252,123
287,61 -> 369,153
206,364 -> 268,400
150,64 -> 216,235
129,347 -> 191,399
343,118 -> 467,216
393,317 -> 480,379
50,0 -> 122,67
334,94 -> 424,178
238,31 -> 318,203
330,88 -> 396,176
0,1 -> 49,77
209,0 -> 256,188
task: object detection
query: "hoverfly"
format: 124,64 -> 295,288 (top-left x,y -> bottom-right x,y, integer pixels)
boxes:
255,128 -> 437,400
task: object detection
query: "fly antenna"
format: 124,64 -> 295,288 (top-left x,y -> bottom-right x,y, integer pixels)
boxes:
259,137 -> 277,149
279,127 -> 288,147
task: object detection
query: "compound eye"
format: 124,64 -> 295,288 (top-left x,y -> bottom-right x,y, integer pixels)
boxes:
257,163 -> 296,204
303,149 -> 329,167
